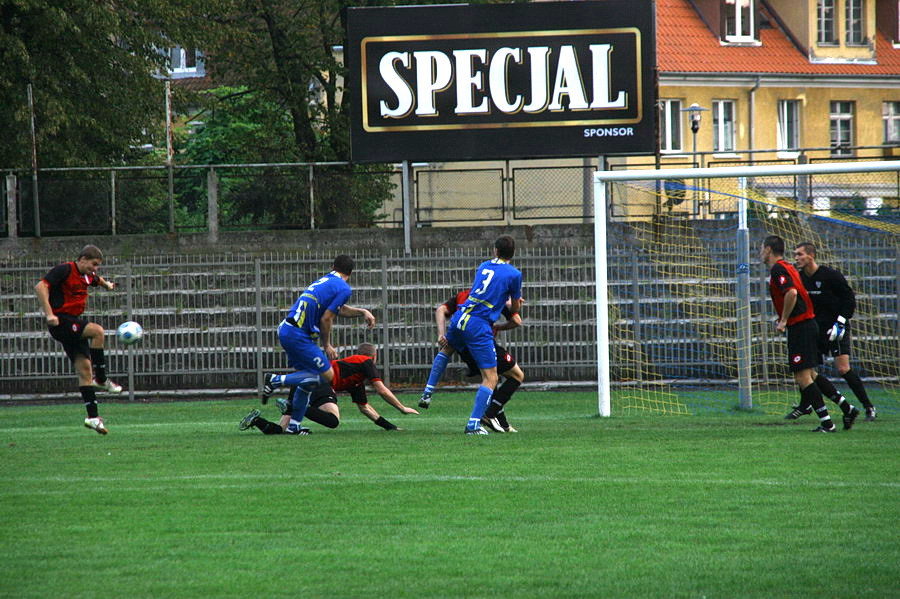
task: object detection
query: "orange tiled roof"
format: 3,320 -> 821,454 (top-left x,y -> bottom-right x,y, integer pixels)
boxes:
658,0 -> 900,76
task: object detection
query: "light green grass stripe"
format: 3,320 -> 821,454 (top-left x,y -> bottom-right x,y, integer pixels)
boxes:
5,472 -> 898,489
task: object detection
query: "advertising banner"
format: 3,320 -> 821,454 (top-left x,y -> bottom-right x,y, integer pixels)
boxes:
347,1 -> 656,162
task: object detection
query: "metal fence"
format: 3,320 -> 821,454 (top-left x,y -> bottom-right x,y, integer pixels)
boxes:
5,147 -> 899,239
2,235 -> 897,405
2,159 -> 602,239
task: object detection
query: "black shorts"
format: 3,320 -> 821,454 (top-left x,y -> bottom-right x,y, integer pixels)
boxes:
816,321 -> 852,362
308,381 -> 338,408
48,314 -> 90,362
460,343 -> 517,377
786,319 -> 819,372
305,381 -> 368,409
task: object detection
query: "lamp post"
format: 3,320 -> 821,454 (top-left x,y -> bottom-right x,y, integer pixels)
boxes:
682,102 -> 708,168
681,103 -> 708,215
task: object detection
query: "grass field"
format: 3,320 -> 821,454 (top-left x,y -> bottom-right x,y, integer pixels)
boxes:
1,391 -> 897,599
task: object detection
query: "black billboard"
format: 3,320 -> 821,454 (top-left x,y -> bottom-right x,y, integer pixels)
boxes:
347,1 -> 656,162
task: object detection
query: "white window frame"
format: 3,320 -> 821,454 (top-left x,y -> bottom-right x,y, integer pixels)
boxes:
883,101 -> 900,144
845,0 -> 865,45
712,100 -> 736,153
723,0 -> 756,42
170,46 -> 198,73
777,100 -> 800,152
817,0 -> 837,45
659,99 -> 683,153
830,101 -> 855,156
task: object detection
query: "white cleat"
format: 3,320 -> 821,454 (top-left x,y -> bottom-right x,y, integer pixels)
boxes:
481,416 -> 506,433
84,417 -> 108,435
92,378 -> 123,394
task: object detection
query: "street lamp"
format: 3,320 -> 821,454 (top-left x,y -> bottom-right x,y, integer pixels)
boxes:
681,102 -> 709,167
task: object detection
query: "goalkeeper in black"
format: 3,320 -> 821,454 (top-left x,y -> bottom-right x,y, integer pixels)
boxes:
790,242 -> 875,422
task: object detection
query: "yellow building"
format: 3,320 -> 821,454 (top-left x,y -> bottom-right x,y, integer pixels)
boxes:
646,0 -> 900,166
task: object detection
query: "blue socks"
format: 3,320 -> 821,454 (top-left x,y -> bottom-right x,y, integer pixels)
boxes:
423,352 -> 450,395
279,371 -> 320,390
467,385 -> 493,431
290,385 -> 312,424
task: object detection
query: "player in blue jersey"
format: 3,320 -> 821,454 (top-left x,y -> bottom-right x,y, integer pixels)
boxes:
443,235 -> 524,434
260,255 -> 375,433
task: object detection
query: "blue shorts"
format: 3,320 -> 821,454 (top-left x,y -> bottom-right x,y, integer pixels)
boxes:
278,321 -> 331,374
445,313 -> 497,370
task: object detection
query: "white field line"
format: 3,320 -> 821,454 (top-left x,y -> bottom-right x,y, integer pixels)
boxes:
3,472 -> 898,492
0,415 -> 557,434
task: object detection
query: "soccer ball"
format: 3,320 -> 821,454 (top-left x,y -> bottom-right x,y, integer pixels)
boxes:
117,321 -> 144,345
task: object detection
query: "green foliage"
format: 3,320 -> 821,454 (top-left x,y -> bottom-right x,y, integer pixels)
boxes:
1,393 -> 898,598
0,0 -> 179,168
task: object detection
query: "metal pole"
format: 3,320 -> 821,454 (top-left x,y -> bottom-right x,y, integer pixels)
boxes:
736,176 -> 752,410
27,84 -> 40,237
308,164 -> 315,229
504,159 -> 513,225
126,262 -> 135,401
593,161 -> 611,417
165,80 -> 175,233
255,259 -> 264,400
631,249 -> 643,383
207,167 -> 218,243
402,160 -> 412,255
380,254 -> 391,387
110,170 -> 117,235
5,174 -> 17,239
582,157 -> 593,223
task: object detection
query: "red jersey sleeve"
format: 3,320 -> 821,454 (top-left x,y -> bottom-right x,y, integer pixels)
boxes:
770,262 -> 795,293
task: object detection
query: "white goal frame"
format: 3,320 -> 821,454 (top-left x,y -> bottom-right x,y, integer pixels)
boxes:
593,160 -> 900,417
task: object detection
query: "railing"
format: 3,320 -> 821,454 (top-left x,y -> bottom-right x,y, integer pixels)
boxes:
3,146 -> 899,238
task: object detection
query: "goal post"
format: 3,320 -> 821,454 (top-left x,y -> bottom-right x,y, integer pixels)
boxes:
593,160 -> 900,417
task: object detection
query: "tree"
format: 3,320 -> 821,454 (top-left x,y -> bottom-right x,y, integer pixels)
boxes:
0,1 -> 191,168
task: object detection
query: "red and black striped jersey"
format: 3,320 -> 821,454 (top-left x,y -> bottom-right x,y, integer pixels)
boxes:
769,259 -> 814,326
41,262 -> 98,317
331,354 -> 382,392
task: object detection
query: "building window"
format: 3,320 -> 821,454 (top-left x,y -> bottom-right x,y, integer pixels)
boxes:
724,0 -> 755,41
777,100 -> 800,151
830,101 -> 855,156
659,99 -> 683,152
712,100 -> 736,153
170,46 -> 198,73
884,101 -> 900,144
817,0 -> 837,45
845,0 -> 865,45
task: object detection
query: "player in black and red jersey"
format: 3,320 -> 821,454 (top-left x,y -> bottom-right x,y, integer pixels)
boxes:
34,245 -> 121,435
418,288 -> 525,433
239,343 -> 419,434
760,235 -> 843,432
792,242 -> 873,422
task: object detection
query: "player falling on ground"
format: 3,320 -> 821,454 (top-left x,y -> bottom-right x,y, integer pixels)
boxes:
761,235 -> 845,432
419,289 -> 524,433
240,343 -> 419,434
258,255 -> 375,431
788,241 -> 874,422
440,235 -> 523,434
34,245 -> 122,435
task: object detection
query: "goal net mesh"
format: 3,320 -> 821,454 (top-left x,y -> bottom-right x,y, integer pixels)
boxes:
606,167 -> 899,415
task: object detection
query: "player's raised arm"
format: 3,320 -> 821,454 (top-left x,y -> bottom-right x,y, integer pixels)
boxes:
339,304 -> 376,328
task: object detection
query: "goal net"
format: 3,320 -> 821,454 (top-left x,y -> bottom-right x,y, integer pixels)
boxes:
593,161 -> 899,417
